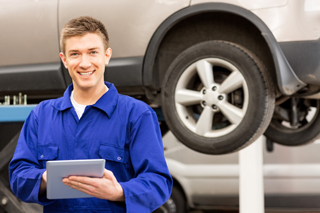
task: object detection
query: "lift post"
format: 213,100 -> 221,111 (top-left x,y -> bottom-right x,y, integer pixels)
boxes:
239,136 -> 265,213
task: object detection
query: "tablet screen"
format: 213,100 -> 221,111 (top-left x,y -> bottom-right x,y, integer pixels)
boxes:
46,159 -> 105,199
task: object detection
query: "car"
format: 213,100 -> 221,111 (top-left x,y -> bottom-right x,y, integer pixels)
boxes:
162,129 -> 320,212
1,0 -> 320,154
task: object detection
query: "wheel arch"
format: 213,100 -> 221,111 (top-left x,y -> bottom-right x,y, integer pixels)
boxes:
143,2 -> 305,96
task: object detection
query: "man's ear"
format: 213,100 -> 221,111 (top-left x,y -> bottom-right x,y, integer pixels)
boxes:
105,48 -> 112,65
59,52 -> 68,69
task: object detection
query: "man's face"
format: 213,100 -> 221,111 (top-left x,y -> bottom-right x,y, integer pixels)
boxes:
60,33 -> 111,92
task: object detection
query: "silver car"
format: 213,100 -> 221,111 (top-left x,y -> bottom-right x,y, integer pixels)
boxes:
1,0 -> 320,154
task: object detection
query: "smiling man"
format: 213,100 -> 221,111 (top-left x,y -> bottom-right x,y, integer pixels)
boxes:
9,16 -> 172,213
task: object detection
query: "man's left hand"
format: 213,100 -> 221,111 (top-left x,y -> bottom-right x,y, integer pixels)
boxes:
62,169 -> 125,201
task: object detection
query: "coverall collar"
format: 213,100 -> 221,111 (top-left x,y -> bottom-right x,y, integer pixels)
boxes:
52,82 -> 118,118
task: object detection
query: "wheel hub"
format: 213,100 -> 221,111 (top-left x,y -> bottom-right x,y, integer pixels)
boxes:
200,85 -> 226,111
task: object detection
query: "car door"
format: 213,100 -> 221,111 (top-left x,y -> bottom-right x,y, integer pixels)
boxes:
0,0 -> 66,94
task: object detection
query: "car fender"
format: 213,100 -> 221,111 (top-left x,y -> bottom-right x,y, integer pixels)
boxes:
143,2 -> 306,95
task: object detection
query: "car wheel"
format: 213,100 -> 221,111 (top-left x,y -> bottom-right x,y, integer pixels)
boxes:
153,186 -> 186,213
265,97 -> 320,146
171,186 -> 187,213
153,198 -> 176,213
161,41 -> 275,154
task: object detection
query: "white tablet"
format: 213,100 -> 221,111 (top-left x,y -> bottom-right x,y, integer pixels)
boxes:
46,159 -> 105,199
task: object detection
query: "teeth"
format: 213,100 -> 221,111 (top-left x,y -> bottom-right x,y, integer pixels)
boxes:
79,71 -> 93,76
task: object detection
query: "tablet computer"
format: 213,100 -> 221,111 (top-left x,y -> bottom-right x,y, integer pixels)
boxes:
46,159 -> 105,199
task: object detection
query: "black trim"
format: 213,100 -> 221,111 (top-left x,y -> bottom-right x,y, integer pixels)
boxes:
0,57 -> 144,95
262,33 -> 306,94
280,39 -> 320,85
105,56 -> 143,87
143,3 -> 305,95
0,63 -> 66,92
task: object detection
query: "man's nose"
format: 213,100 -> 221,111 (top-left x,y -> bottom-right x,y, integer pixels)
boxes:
79,54 -> 91,69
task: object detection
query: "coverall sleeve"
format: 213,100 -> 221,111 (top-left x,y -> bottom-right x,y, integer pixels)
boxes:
119,109 -> 173,213
9,110 -> 53,205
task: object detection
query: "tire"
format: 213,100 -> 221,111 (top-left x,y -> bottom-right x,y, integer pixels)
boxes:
161,41 -> 275,154
153,198 -> 176,213
153,186 -> 187,213
265,97 -> 320,146
171,186 -> 187,213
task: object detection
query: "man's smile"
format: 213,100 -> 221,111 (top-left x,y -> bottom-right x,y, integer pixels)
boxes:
78,70 -> 95,76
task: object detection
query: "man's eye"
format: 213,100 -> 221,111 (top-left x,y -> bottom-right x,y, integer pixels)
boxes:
91,51 -> 97,54
70,53 -> 78,56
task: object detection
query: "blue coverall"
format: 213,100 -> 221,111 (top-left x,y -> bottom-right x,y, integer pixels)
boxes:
9,82 -> 173,213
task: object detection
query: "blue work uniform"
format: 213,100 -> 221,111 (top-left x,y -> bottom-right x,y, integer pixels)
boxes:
9,82 -> 173,213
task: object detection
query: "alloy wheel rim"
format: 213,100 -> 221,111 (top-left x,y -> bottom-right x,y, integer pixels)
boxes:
175,58 -> 249,137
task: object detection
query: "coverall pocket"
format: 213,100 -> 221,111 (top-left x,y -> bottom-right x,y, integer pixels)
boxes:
38,146 -> 59,168
98,144 -> 128,164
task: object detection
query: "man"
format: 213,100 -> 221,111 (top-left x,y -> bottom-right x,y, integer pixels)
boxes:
9,16 -> 172,213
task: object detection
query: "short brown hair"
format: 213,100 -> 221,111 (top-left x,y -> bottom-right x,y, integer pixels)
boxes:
60,16 -> 109,54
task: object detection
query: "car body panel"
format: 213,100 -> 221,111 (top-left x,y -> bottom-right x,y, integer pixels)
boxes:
58,0 -> 190,58
191,0 -> 288,10
191,0 -> 320,42
0,0 -> 60,66
252,0 -> 320,42
0,0 -> 66,94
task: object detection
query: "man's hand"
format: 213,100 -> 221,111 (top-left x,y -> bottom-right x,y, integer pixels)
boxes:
62,169 -> 124,201
39,170 -> 47,196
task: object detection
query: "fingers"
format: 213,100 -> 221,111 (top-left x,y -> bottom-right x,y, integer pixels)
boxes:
39,170 -> 47,195
67,176 -> 96,186
62,169 -> 115,188
63,178 -> 95,195
63,177 -> 91,189
42,170 -> 47,183
61,170 -> 124,201
62,176 -> 93,189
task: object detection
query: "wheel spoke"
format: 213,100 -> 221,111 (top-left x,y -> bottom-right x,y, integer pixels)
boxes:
175,89 -> 202,106
196,106 -> 214,136
218,102 -> 244,125
196,60 -> 214,88
219,71 -> 244,94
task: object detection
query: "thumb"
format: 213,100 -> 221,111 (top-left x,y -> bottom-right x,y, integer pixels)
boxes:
103,169 -> 117,183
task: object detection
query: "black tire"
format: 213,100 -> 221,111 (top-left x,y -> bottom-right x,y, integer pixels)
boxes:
171,186 -> 187,213
161,41 -> 275,154
153,186 -> 187,213
153,198 -> 176,213
265,98 -> 320,146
